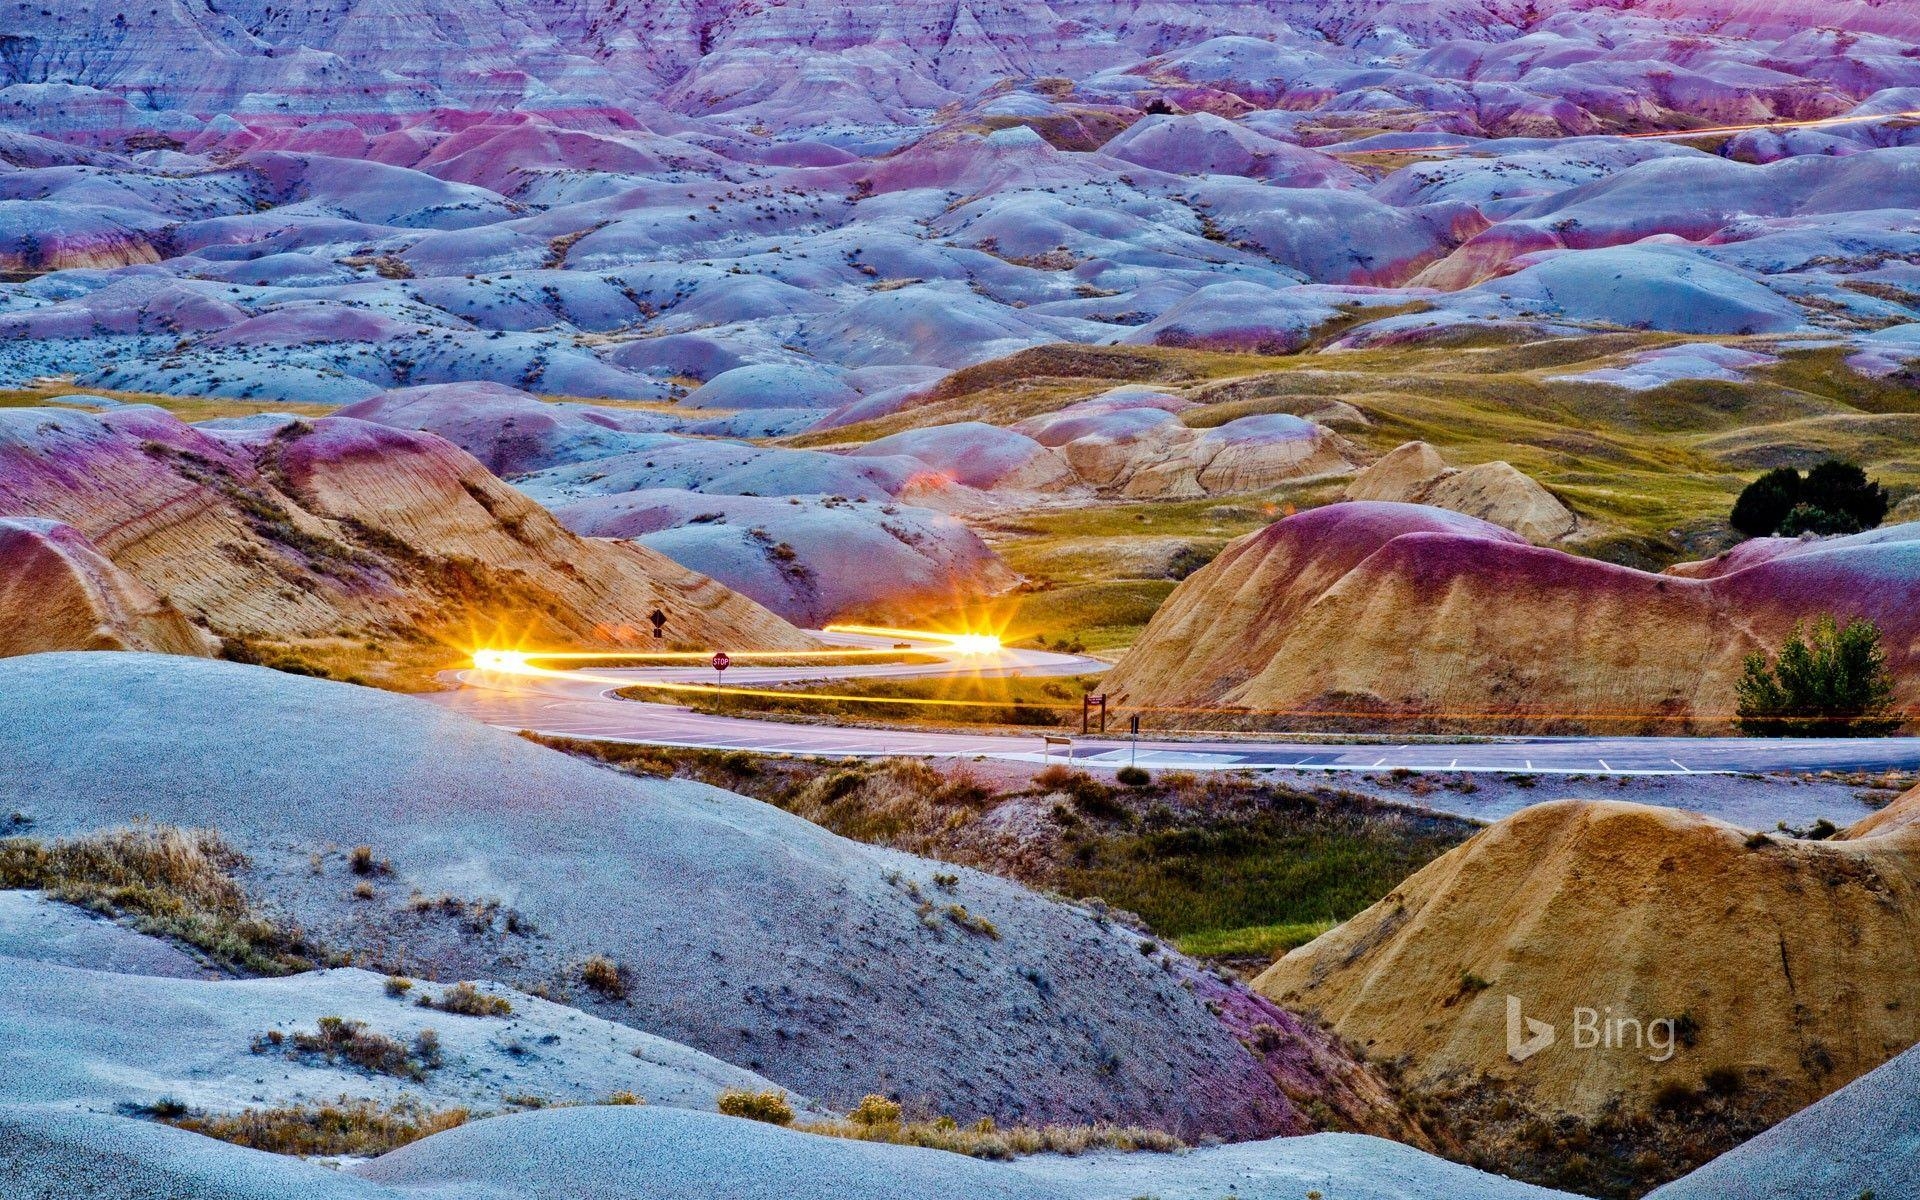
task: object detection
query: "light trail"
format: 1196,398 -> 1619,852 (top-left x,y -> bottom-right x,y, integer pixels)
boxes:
479,646 -> 921,663
470,626 -> 1001,669
469,634 -> 1918,726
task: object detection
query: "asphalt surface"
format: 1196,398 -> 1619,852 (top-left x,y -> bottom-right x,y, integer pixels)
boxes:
425,633 -> 1920,777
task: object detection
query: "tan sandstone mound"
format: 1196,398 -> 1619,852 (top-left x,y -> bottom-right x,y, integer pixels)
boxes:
0,517 -> 216,658
1102,501 -> 1920,732
1255,788 -> 1920,1133
1344,442 -> 1579,543
0,407 -> 807,653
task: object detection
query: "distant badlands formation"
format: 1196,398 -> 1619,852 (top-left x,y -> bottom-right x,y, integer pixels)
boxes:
1103,500 -> 1920,732
3,393 -> 1916,731
4,0 -> 1920,701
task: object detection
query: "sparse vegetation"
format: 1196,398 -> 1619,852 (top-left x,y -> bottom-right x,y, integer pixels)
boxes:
347,845 -> 392,876
148,1097 -> 469,1157
1736,616 -> 1901,737
421,982 -> 514,1017
1175,920 -> 1336,962
793,1113 -> 1184,1159
254,1016 -> 443,1081
619,672 -> 1103,730
1416,1068 -> 1786,1198
716,1088 -> 796,1125
0,823 -> 317,974
580,954 -> 629,999
532,738 -> 1474,967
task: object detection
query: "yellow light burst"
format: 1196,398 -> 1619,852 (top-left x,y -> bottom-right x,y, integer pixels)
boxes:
947,633 -> 1002,656
472,649 -> 533,673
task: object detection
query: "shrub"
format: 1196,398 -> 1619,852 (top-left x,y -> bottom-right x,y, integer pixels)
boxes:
384,975 -> 414,998
580,955 -> 628,998
849,1094 -> 902,1126
1731,460 -> 1887,538
716,1088 -> 795,1125
156,1097 -> 467,1156
1736,616 -> 1901,737
347,845 -> 391,876
606,1091 -> 644,1106
1115,766 -> 1151,787
427,982 -> 513,1017
1729,466 -> 1805,537
259,1017 -> 442,1081
944,904 -> 1001,939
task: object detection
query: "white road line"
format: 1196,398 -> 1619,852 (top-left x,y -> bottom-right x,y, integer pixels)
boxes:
1372,757 -> 1386,767
1525,760 -> 1532,769
1671,759 -> 1694,773
1449,758 -> 1458,769
1598,759 -> 1612,772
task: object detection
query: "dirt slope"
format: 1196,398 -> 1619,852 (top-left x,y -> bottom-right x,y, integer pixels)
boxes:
0,517 -> 216,657
0,408 -> 806,654
1103,501 -> 1920,732
1256,788 -> 1920,1171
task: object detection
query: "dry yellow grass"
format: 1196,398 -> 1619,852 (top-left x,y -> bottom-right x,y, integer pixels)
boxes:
793,1113 -> 1183,1159
159,1097 -> 469,1157
0,824 -> 316,973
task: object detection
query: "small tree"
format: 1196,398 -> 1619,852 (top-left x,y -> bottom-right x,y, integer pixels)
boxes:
1730,460 -> 1887,539
1804,459 -> 1888,531
1736,616 -> 1902,737
1730,467 -> 1804,538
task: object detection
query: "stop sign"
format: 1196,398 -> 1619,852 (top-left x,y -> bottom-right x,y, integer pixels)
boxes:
711,652 -> 731,672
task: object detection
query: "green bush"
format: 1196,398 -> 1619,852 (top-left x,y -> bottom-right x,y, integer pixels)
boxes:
1736,615 -> 1901,737
1730,460 -> 1887,538
1115,766 -> 1151,787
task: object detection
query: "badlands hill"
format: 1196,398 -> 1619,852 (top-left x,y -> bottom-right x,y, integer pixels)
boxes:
0,404 -> 805,656
0,516 -> 216,657
0,650 -> 1423,1142
1102,502 -> 1920,732
1257,786 -> 1920,1186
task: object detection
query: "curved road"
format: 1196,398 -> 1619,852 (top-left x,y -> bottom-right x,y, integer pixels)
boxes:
425,631 -> 1920,777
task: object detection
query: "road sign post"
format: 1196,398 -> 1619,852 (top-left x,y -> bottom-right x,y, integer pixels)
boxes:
1129,713 -> 1140,768
712,650 -> 730,695
649,608 -> 667,640
1083,693 -> 1107,735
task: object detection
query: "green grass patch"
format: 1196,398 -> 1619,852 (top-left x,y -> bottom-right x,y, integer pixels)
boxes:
619,672 -> 1103,727
1051,787 -> 1466,942
929,581 -> 1177,654
1174,920 -> 1338,961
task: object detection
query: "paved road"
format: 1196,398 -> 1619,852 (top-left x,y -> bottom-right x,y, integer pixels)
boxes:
426,633 -> 1920,777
